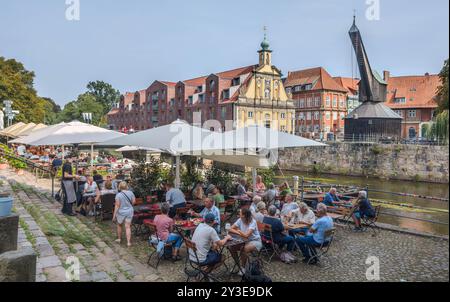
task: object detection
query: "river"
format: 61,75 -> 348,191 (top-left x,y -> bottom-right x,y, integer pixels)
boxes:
274,171 -> 449,236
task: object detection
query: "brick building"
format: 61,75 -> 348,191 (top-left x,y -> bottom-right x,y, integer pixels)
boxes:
284,67 -> 348,139
108,37 -> 295,133
333,77 -> 360,114
384,71 -> 440,139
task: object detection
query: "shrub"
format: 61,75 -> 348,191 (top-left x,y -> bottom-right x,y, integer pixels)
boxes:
204,163 -> 235,195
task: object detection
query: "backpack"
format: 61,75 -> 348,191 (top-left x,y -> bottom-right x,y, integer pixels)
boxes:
242,258 -> 272,283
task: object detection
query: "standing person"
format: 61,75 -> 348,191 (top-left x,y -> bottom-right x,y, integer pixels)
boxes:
192,181 -> 205,200
164,182 -> 187,218
61,158 -> 78,216
113,181 -> 136,247
212,186 -> 225,208
75,168 -> 87,211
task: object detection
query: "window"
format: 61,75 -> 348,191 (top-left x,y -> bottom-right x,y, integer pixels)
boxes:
286,87 -> 292,94
325,112 -> 331,120
299,99 -> 305,108
281,113 -> 286,119
314,111 -> 319,120
333,112 -> 338,120
170,98 -> 175,107
248,111 -> 254,119
232,77 -> 240,86
304,84 -> 312,90
188,96 -> 193,105
408,110 -> 417,118
199,94 -> 205,103
221,107 -> 227,119
325,95 -> 331,106
333,95 -> 338,107
307,98 -> 312,107
265,88 -> 271,99
339,98 -> 345,108
197,86 -> 203,93
306,112 -> 312,120
299,112 -> 305,120
223,89 -> 230,99
395,97 -> 406,104
394,110 -> 403,117
314,97 -> 320,107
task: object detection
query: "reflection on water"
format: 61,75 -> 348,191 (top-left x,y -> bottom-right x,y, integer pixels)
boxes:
276,172 -> 449,236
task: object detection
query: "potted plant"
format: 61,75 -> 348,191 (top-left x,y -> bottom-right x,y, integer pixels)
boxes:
11,159 -> 27,175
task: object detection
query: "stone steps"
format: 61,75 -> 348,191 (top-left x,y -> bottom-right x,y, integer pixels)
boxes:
3,168 -> 161,282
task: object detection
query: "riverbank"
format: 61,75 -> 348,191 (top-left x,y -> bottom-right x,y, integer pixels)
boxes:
278,142 -> 449,184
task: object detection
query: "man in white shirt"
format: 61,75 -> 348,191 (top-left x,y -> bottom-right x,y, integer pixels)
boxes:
190,214 -> 231,272
288,202 -> 316,236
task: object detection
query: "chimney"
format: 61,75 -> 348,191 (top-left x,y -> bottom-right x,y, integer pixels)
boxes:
383,70 -> 390,82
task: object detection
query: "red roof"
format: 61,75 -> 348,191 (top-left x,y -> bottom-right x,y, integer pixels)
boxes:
386,74 -> 440,109
285,67 -> 347,93
161,81 -> 177,87
107,108 -> 119,116
333,77 -> 359,96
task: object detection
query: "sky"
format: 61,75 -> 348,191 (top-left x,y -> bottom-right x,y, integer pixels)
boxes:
0,0 -> 448,107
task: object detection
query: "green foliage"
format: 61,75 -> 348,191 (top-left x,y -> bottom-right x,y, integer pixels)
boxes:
371,145 -> 383,155
425,110 -> 449,143
180,156 -> 204,191
257,167 -> 276,186
86,81 -> 121,115
204,163 -> 235,195
129,157 -> 171,198
57,93 -> 105,125
436,59 -> 449,113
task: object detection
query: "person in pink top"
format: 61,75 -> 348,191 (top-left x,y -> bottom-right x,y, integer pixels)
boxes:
254,175 -> 266,193
153,203 -> 183,261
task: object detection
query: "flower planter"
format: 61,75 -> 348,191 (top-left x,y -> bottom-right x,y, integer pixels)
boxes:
0,163 -> 8,170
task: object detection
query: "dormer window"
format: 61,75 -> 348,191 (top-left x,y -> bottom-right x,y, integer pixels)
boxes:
197,86 -> 203,93
223,89 -> 230,99
232,77 -> 240,86
394,97 -> 406,104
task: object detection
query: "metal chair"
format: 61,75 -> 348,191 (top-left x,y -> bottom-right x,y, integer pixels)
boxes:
303,228 -> 336,266
361,205 -> 382,236
95,193 -> 115,221
183,238 -> 220,282
146,222 -> 174,269
257,222 -> 281,263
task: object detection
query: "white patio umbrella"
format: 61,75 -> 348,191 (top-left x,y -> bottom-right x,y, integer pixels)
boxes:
11,121 -> 125,169
102,120 -> 224,187
115,145 -> 161,153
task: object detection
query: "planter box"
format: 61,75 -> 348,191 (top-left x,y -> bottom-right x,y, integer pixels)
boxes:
0,163 -> 8,170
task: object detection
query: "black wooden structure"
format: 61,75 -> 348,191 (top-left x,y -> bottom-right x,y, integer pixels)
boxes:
344,17 -> 402,141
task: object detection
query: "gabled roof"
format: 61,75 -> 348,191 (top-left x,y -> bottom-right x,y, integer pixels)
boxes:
285,67 -> 348,93
333,77 -> 359,96
385,74 -> 440,109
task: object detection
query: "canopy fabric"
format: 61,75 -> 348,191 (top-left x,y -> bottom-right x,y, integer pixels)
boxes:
202,150 -> 278,168
115,145 -> 161,153
102,120 -> 223,155
0,122 -> 27,138
10,122 -> 67,145
10,121 -> 125,146
15,123 -> 48,137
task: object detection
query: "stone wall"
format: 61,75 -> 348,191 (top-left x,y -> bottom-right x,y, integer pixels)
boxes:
278,143 -> 449,183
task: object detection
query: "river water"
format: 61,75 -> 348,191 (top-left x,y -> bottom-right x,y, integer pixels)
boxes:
275,171 -> 449,236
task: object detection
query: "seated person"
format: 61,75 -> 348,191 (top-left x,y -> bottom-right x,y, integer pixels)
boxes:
287,202 -> 316,235
229,208 -> 263,275
122,160 -> 133,170
236,178 -> 250,196
264,183 -> 280,209
295,203 -> 334,264
279,182 -> 293,198
192,181 -> 205,200
352,191 -> 376,231
164,182 -> 187,218
83,176 -> 100,216
153,203 -> 183,261
189,198 -> 221,234
93,170 -> 104,186
211,186 -> 225,210
95,180 -> 116,203
254,201 -> 267,223
280,194 -> 298,219
190,213 -> 232,272
249,195 -> 262,216
323,188 -> 346,207
262,206 -> 295,253
254,175 -> 266,193
205,183 -> 216,196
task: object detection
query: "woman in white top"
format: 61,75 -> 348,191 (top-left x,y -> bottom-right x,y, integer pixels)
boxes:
83,176 -> 99,216
288,202 -> 316,236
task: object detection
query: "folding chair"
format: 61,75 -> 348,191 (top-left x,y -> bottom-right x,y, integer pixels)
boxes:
146,223 -> 174,269
184,238 -> 220,282
304,228 -> 336,266
95,193 -> 115,221
361,206 -> 381,236
257,222 -> 281,263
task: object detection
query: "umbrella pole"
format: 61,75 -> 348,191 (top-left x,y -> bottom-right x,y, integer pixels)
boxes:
62,145 -> 65,160
90,144 -> 94,171
252,167 -> 257,193
175,155 -> 181,189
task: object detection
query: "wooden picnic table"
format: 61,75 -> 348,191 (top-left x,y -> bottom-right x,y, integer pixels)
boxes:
283,222 -> 311,230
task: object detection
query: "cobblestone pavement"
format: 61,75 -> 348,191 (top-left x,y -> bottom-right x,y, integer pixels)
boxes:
1,169 -> 448,282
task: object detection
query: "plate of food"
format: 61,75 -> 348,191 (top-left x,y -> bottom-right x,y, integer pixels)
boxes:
191,218 -> 203,226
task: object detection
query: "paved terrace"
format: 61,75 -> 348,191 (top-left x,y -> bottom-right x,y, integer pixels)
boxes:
0,168 -> 448,282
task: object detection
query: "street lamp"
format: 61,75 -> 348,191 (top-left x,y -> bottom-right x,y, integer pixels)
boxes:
82,112 -> 93,124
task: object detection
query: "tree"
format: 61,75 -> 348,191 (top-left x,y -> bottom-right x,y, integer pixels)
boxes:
58,93 -> 105,125
0,56 -> 50,123
86,81 -> 120,115
436,59 -> 449,113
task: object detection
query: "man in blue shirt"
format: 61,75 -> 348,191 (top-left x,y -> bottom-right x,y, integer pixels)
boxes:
165,182 -> 187,218
352,191 -> 376,231
262,206 -> 295,252
190,198 -> 221,234
295,203 -> 334,264
322,188 -> 343,207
